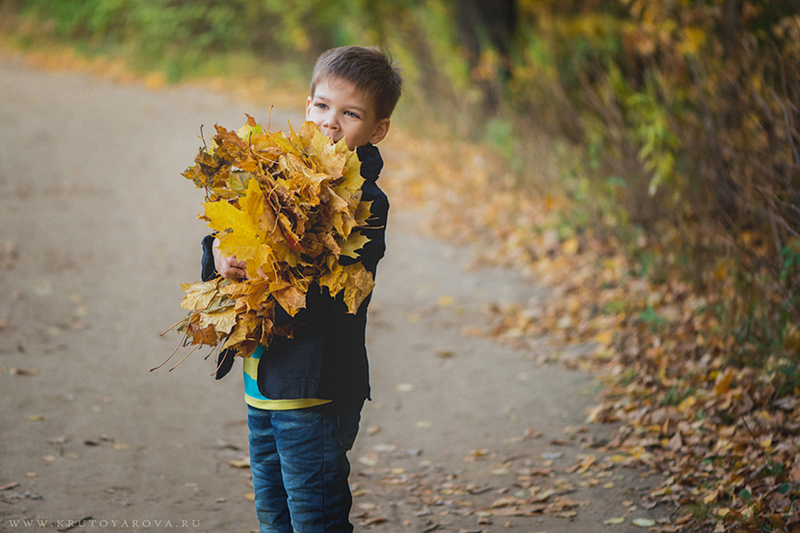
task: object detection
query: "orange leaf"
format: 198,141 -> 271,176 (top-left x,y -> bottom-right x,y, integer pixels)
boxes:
713,368 -> 734,396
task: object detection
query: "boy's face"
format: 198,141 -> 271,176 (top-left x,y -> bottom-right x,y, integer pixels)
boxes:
306,78 -> 390,150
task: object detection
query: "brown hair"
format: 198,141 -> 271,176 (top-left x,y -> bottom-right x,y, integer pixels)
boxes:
310,46 -> 403,120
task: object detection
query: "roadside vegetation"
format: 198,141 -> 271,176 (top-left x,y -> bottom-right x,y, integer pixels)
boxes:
2,1 -> 798,530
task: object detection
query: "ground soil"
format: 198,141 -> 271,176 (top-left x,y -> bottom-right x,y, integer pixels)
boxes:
0,54 -> 671,532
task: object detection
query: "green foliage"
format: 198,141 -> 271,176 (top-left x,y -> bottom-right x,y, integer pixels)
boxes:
663,383 -> 692,407
638,304 -> 669,333
10,0 -> 379,78
484,117 -> 521,173
780,241 -> 800,284
626,74 -> 681,200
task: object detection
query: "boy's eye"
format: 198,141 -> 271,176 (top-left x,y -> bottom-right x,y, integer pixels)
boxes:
344,110 -> 361,119
315,103 -> 328,110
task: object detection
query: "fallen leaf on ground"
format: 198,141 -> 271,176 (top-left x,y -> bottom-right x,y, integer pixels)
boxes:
438,296 -> 455,307
9,368 -> 37,376
524,428 -> 543,439
229,458 -> 250,468
361,516 -> 387,526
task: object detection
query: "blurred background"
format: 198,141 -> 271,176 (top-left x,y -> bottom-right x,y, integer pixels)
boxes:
2,0 -> 796,378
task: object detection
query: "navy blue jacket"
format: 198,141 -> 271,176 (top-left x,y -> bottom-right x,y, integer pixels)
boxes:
201,143 -> 389,409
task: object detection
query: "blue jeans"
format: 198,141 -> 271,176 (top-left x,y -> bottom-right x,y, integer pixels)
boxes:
247,404 -> 361,533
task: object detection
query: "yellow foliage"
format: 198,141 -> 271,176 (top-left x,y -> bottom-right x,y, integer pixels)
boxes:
174,116 -> 376,357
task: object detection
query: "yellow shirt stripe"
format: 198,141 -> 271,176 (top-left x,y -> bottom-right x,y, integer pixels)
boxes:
243,346 -> 330,411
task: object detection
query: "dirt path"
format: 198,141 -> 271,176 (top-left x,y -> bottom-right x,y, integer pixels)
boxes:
0,54 -> 669,532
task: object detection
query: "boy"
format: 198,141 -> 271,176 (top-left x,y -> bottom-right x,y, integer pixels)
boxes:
200,46 -> 402,532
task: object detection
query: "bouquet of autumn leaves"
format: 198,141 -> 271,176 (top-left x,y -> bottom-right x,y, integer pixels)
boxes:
159,115 -> 375,369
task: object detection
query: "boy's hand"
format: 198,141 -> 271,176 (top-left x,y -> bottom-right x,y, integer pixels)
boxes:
212,238 -> 247,280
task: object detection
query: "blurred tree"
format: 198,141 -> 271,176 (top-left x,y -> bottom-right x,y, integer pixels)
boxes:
456,0 -> 516,113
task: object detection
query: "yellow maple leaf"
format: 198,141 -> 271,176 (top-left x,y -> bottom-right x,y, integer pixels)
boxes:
272,285 -> 307,317
319,262 -> 348,296
180,281 -> 219,311
339,231 -> 369,259
317,231 -> 341,256
204,178 -> 273,278
342,264 -> 375,313
199,307 -> 237,335
186,322 -> 221,346
305,121 -> 347,178
242,279 -> 274,312
354,199 -> 373,226
333,152 -> 363,202
222,311 -> 260,355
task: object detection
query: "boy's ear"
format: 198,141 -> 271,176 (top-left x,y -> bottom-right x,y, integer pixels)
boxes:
305,96 -> 312,120
369,118 -> 391,145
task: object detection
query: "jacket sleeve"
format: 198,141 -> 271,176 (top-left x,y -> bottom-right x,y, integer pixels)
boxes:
285,181 -> 389,330
200,234 -> 235,379
201,234 -> 218,282
340,181 -> 389,277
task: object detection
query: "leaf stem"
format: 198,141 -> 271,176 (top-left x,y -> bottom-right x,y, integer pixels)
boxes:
160,314 -> 192,336
168,343 -> 201,372
204,342 -> 219,361
150,330 -> 188,372
210,348 -> 233,376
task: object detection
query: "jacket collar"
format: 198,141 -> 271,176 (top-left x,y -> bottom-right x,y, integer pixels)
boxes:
356,143 -> 383,182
